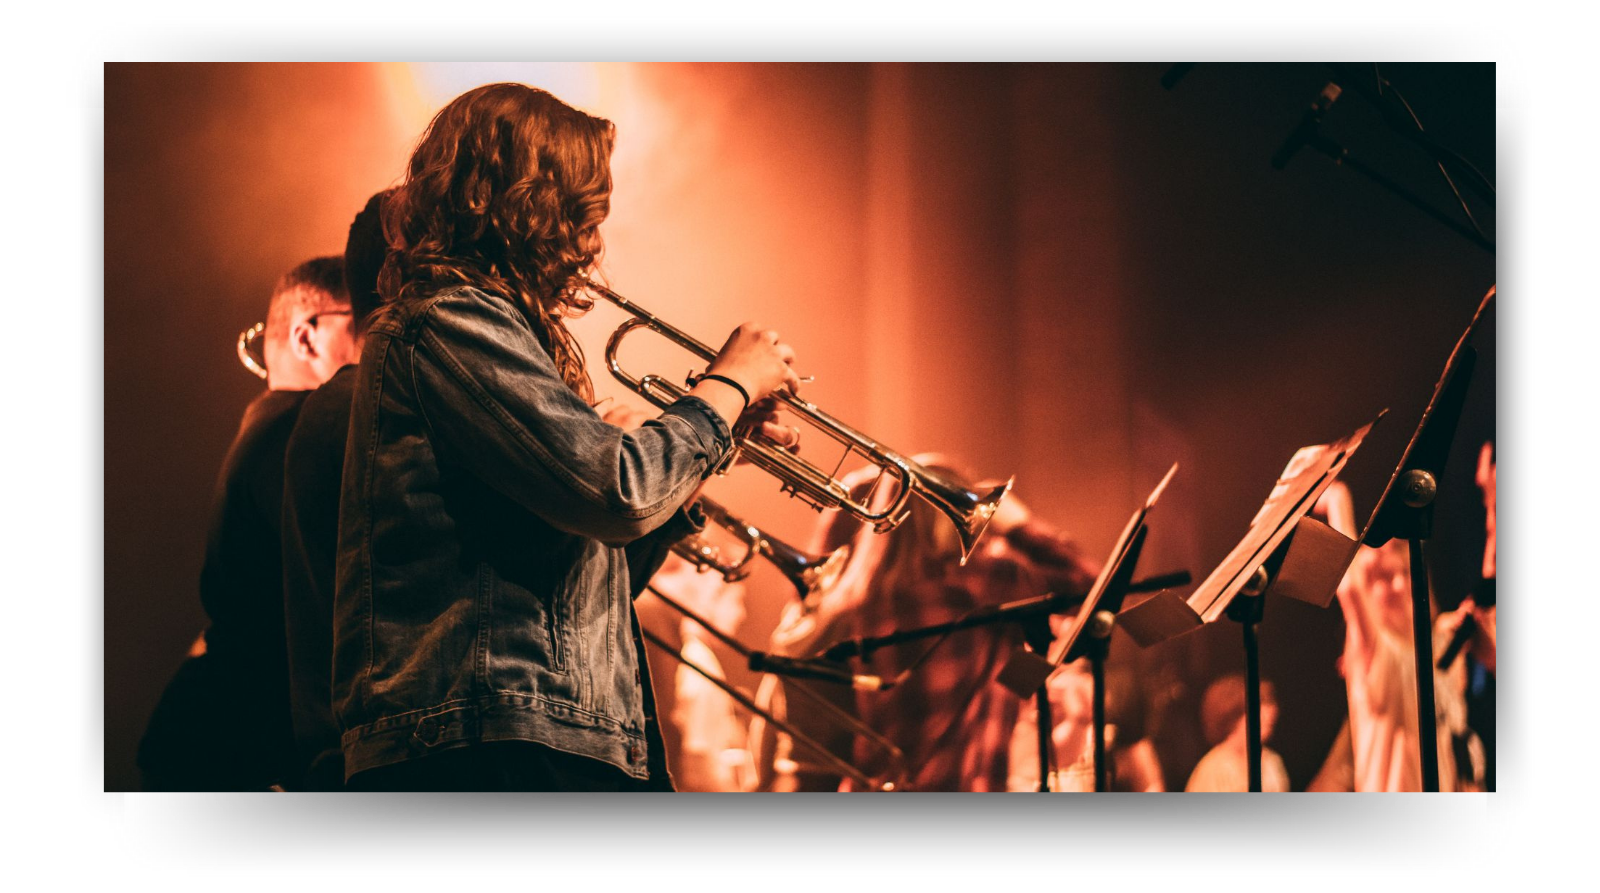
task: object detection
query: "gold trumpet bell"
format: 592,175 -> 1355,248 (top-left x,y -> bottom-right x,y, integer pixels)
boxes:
794,544 -> 852,600
761,539 -> 852,601
857,463 -> 1011,565
910,471 -> 1014,566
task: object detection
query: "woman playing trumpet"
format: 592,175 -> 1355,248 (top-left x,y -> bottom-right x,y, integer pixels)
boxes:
333,83 -> 801,791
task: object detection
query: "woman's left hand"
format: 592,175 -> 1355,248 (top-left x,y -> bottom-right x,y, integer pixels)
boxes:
739,397 -> 801,457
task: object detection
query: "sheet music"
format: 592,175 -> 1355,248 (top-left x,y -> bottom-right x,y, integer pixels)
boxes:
1044,463 -> 1177,666
1186,419 -> 1379,623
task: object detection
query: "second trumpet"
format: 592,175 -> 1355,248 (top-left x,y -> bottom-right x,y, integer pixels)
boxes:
673,498 -> 852,600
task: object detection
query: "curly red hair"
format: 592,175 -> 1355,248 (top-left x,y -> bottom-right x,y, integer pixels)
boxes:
379,83 -> 615,401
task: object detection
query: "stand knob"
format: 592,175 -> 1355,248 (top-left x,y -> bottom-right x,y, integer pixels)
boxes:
1241,566 -> 1271,597
1400,469 -> 1438,508
1088,610 -> 1117,640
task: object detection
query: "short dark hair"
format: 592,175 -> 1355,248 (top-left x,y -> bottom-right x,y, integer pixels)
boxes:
344,190 -> 392,328
265,255 -> 348,344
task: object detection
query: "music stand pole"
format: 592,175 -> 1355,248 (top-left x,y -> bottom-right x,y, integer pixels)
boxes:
1360,287 -> 1492,791
1086,614 -> 1113,792
1225,569 -> 1269,792
1244,619 -> 1261,792
1409,539 -> 1440,792
1055,526 -> 1151,793
1020,616 -> 1056,792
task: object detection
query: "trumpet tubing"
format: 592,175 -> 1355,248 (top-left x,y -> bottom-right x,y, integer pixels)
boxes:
670,499 -> 761,583
674,498 -> 853,599
591,280 -> 1013,564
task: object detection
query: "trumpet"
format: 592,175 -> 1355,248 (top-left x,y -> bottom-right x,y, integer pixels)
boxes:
589,281 -> 1013,565
237,322 -> 268,379
674,498 -> 852,599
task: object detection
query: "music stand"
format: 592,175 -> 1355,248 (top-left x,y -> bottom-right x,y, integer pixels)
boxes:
996,464 -> 1179,792
1118,418 -> 1382,790
1353,284 -> 1495,791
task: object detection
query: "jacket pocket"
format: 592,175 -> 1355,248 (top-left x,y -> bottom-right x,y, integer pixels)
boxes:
547,576 -> 567,673
481,562 -> 569,687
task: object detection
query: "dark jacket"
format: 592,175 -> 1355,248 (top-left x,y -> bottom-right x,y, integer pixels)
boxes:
281,365 -> 357,790
139,388 -> 306,790
332,284 -> 732,784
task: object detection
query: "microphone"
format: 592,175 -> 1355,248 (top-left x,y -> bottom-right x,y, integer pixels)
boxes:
1272,82 -> 1342,170
1438,579 -> 1496,670
748,652 -> 889,691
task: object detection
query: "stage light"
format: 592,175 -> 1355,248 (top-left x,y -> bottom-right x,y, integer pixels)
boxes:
409,62 -> 601,111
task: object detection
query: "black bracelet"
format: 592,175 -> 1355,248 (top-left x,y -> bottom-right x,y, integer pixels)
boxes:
696,373 -> 750,415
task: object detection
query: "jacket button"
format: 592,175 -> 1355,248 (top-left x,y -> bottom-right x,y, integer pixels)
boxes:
417,718 -> 440,743
628,745 -> 642,763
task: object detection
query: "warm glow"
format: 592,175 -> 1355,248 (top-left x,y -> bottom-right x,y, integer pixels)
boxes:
390,62 -> 608,126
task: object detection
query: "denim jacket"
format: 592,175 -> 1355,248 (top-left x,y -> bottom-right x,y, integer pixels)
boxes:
333,284 -> 733,784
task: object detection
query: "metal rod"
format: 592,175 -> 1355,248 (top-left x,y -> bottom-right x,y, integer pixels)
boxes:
1244,617 -> 1262,793
1309,136 -> 1495,254
1035,682 -> 1053,792
643,583 -> 906,780
821,571 -> 1190,663
1409,538 -> 1442,791
639,626 -> 887,791
1093,647 -> 1108,793
645,584 -> 750,656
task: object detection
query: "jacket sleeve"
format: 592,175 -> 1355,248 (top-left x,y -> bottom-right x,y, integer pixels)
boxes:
624,501 -> 707,599
408,289 -> 733,545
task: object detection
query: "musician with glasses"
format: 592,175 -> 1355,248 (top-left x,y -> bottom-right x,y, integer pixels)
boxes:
138,256 -> 357,791
333,83 -> 800,791
279,192 -> 389,790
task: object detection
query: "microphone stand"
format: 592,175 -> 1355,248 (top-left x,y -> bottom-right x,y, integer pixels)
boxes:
1321,63 -> 1496,204
1298,129 -> 1494,254
1269,74 -> 1493,254
820,572 -> 1190,663
643,584 -> 908,788
638,627 -> 888,791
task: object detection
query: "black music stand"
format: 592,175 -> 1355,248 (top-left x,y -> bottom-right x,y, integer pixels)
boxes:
996,464 -> 1179,792
1119,419 -> 1381,790
1353,285 -> 1495,792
